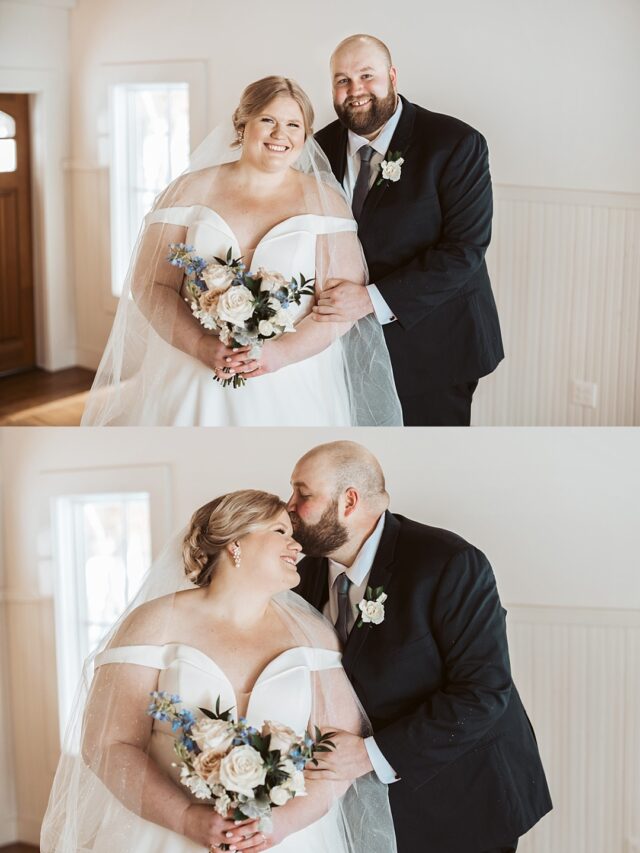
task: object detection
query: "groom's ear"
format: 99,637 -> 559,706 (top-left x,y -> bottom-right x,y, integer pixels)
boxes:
343,487 -> 359,517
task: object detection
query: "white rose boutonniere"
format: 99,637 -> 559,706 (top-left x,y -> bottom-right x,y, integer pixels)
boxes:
377,151 -> 404,186
356,585 -> 388,627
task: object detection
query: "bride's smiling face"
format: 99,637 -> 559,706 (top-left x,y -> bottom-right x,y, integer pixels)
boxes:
234,509 -> 302,593
241,96 -> 307,172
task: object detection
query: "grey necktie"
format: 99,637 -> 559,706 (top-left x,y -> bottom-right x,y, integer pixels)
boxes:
351,145 -> 375,221
335,572 -> 353,645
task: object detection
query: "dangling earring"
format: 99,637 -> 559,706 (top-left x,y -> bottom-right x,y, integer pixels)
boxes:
237,129 -> 244,145
232,544 -> 241,569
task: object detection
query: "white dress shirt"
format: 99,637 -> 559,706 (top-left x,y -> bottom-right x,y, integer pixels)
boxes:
342,99 -> 403,326
323,513 -> 398,784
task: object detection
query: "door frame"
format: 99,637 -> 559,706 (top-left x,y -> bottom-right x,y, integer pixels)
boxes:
0,67 -> 76,372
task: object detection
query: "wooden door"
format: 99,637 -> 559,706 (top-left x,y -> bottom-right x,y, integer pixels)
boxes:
0,93 -> 35,374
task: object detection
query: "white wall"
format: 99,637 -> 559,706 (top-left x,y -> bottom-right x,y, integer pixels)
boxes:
2,426 -> 639,608
67,0 -> 640,192
0,0 -> 76,370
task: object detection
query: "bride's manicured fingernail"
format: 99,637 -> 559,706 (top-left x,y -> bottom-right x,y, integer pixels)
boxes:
226,832 -> 233,838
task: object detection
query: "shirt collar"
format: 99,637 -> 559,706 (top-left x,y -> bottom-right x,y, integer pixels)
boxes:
328,513 -> 386,588
347,97 -> 403,159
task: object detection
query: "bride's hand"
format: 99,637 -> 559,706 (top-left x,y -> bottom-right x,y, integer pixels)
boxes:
181,804 -> 270,850
242,341 -> 288,380
196,335 -> 259,378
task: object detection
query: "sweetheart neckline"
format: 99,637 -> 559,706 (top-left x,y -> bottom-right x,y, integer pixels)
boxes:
151,204 -> 357,269
106,642 -> 340,716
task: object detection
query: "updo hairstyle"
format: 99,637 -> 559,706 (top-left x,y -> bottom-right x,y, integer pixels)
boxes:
183,489 -> 287,586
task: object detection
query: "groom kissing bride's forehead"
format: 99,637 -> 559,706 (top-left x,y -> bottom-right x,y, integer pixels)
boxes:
314,34 -> 505,427
290,441 -> 552,853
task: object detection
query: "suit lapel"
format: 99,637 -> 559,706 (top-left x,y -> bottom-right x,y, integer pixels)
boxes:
341,512 -> 401,674
359,96 -> 417,224
302,556 -> 330,613
328,124 -> 348,185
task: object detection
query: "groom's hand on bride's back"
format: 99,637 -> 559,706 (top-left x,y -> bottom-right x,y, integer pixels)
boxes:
312,279 -> 374,323
182,804 -> 271,850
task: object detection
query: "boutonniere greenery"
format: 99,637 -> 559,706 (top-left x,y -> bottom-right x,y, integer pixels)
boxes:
356,586 -> 388,627
376,151 -> 404,186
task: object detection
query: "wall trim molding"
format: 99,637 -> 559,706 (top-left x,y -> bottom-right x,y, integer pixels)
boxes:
494,183 -> 640,209
507,604 -> 640,627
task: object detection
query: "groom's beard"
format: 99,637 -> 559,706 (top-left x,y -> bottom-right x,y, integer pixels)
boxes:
289,499 -> 348,557
334,86 -> 397,137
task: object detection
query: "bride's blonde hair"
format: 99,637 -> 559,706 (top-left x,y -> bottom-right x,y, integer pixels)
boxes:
183,489 -> 287,586
232,75 -> 315,146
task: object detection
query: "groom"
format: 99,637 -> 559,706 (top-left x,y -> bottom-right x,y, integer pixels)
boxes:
312,35 -> 504,426
289,441 -> 552,853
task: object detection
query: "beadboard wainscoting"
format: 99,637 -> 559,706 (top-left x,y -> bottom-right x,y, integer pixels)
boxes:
508,606 -> 640,853
474,186 -> 640,425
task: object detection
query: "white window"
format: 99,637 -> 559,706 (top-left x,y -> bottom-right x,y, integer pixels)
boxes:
109,82 -> 190,295
0,110 -> 17,173
53,492 -> 151,736
45,463 -> 171,742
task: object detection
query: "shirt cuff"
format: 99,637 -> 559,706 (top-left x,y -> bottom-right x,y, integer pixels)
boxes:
364,736 -> 399,784
366,284 -> 396,325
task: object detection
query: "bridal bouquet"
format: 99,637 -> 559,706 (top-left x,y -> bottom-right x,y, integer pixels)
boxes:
168,243 -> 315,388
147,692 -> 336,843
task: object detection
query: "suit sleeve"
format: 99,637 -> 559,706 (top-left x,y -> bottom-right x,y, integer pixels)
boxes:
376,130 -> 493,330
373,546 -> 512,790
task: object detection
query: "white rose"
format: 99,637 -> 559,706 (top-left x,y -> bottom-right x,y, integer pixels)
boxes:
263,721 -> 298,754
201,264 -> 235,293
269,785 -> 292,806
258,319 -> 275,337
219,745 -> 266,798
381,158 -> 404,182
191,718 -> 236,755
217,285 -> 255,325
358,596 -> 387,625
257,268 -> 288,292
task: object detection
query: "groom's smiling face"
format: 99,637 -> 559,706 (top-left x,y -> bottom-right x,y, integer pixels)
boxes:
287,459 -> 348,557
331,40 -> 398,138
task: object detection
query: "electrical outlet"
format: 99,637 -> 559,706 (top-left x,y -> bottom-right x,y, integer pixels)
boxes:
570,379 -> 598,408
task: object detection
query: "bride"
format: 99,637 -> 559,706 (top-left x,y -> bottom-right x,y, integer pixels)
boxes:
81,77 -> 401,426
40,490 -> 396,852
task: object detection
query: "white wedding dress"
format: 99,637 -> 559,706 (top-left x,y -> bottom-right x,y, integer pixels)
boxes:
92,643 -> 349,852
109,206 -> 355,426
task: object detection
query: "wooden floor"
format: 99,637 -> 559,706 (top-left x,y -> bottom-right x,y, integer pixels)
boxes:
0,845 -> 39,852
0,367 -> 94,425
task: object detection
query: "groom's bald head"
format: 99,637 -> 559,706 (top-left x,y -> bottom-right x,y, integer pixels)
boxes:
330,34 -> 393,70
298,440 -> 388,508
